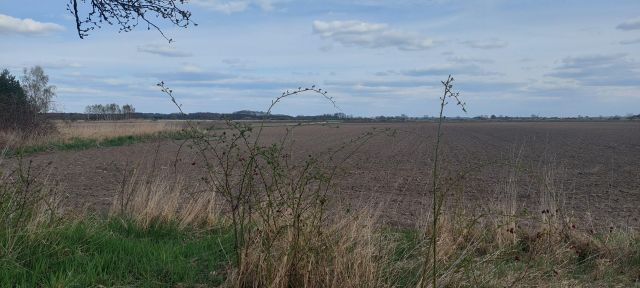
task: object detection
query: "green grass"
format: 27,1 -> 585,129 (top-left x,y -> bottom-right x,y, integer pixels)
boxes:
0,219 -> 235,287
7,131 -> 187,157
1,219 -> 638,287
386,228 -> 422,287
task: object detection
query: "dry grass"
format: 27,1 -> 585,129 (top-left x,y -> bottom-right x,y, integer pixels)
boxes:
104,167 -> 639,287
0,130 -> 29,148
0,120 -> 192,151
231,208 -> 393,288
109,167 -> 396,287
55,120 -> 187,140
110,168 -> 221,229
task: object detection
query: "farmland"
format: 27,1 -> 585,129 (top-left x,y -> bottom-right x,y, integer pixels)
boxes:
7,120 -> 640,228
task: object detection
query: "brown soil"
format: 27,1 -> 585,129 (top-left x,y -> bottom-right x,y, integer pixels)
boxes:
5,121 -> 640,228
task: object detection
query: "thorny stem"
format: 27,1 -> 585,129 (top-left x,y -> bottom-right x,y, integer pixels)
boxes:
252,86 -> 337,148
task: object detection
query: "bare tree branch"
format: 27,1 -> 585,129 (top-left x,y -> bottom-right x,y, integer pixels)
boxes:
67,0 -> 194,42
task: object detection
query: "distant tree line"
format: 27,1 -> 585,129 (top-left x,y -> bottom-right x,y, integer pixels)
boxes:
48,111 -> 358,122
0,66 -> 55,133
46,109 -> 640,123
84,103 -> 135,120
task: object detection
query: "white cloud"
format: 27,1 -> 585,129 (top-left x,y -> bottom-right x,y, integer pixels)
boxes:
461,39 -> 508,49
16,60 -> 83,70
312,20 -> 435,51
400,63 -> 498,77
255,0 -> 277,10
616,17 -> 640,31
137,44 -> 193,57
191,0 -> 276,13
314,20 -> 388,36
57,86 -> 104,95
181,63 -> 205,73
100,78 -> 133,86
0,14 -> 64,35
40,61 -> 83,69
446,55 -> 494,64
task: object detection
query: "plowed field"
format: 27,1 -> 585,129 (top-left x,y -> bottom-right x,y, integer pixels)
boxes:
7,122 -> 640,228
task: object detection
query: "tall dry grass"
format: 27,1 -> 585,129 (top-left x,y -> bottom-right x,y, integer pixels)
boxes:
110,168 -> 220,229
110,169 -> 402,287
106,159 -> 639,287
0,120 -> 189,149
231,209 -> 393,287
56,120 -> 187,140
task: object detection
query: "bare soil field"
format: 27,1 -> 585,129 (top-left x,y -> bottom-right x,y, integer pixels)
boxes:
6,121 -> 640,228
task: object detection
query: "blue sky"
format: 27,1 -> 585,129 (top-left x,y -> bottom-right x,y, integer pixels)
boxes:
1,0 -> 639,117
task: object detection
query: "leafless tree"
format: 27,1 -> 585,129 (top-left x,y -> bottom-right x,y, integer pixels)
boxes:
21,66 -> 56,114
67,0 -> 194,42
85,103 -> 132,120
122,104 -> 135,119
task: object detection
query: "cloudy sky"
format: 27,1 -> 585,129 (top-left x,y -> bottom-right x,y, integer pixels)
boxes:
1,0 -> 639,117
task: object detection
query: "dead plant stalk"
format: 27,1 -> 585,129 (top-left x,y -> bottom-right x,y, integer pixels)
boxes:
423,75 -> 466,288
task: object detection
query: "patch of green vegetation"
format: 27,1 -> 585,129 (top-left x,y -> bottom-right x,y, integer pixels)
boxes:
7,131 -> 187,157
383,228 -> 422,287
0,219 -> 235,287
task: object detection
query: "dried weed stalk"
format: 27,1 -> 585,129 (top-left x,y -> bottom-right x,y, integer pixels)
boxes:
422,75 -> 466,288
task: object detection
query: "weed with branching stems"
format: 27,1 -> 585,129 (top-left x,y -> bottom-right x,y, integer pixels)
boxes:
420,75 -> 466,287
157,81 -> 394,286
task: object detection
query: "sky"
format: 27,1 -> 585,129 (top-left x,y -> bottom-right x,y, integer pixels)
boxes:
1,0 -> 639,117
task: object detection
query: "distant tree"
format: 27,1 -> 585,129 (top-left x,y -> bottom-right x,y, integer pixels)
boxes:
122,104 -> 135,119
1,69 -> 29,131
21,66 -> 56,114
85,103 -> 134,120
68,0 -> 194,42
334,112 -> 346,119
0,69 -> 52,133
84,105 -> 93,120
